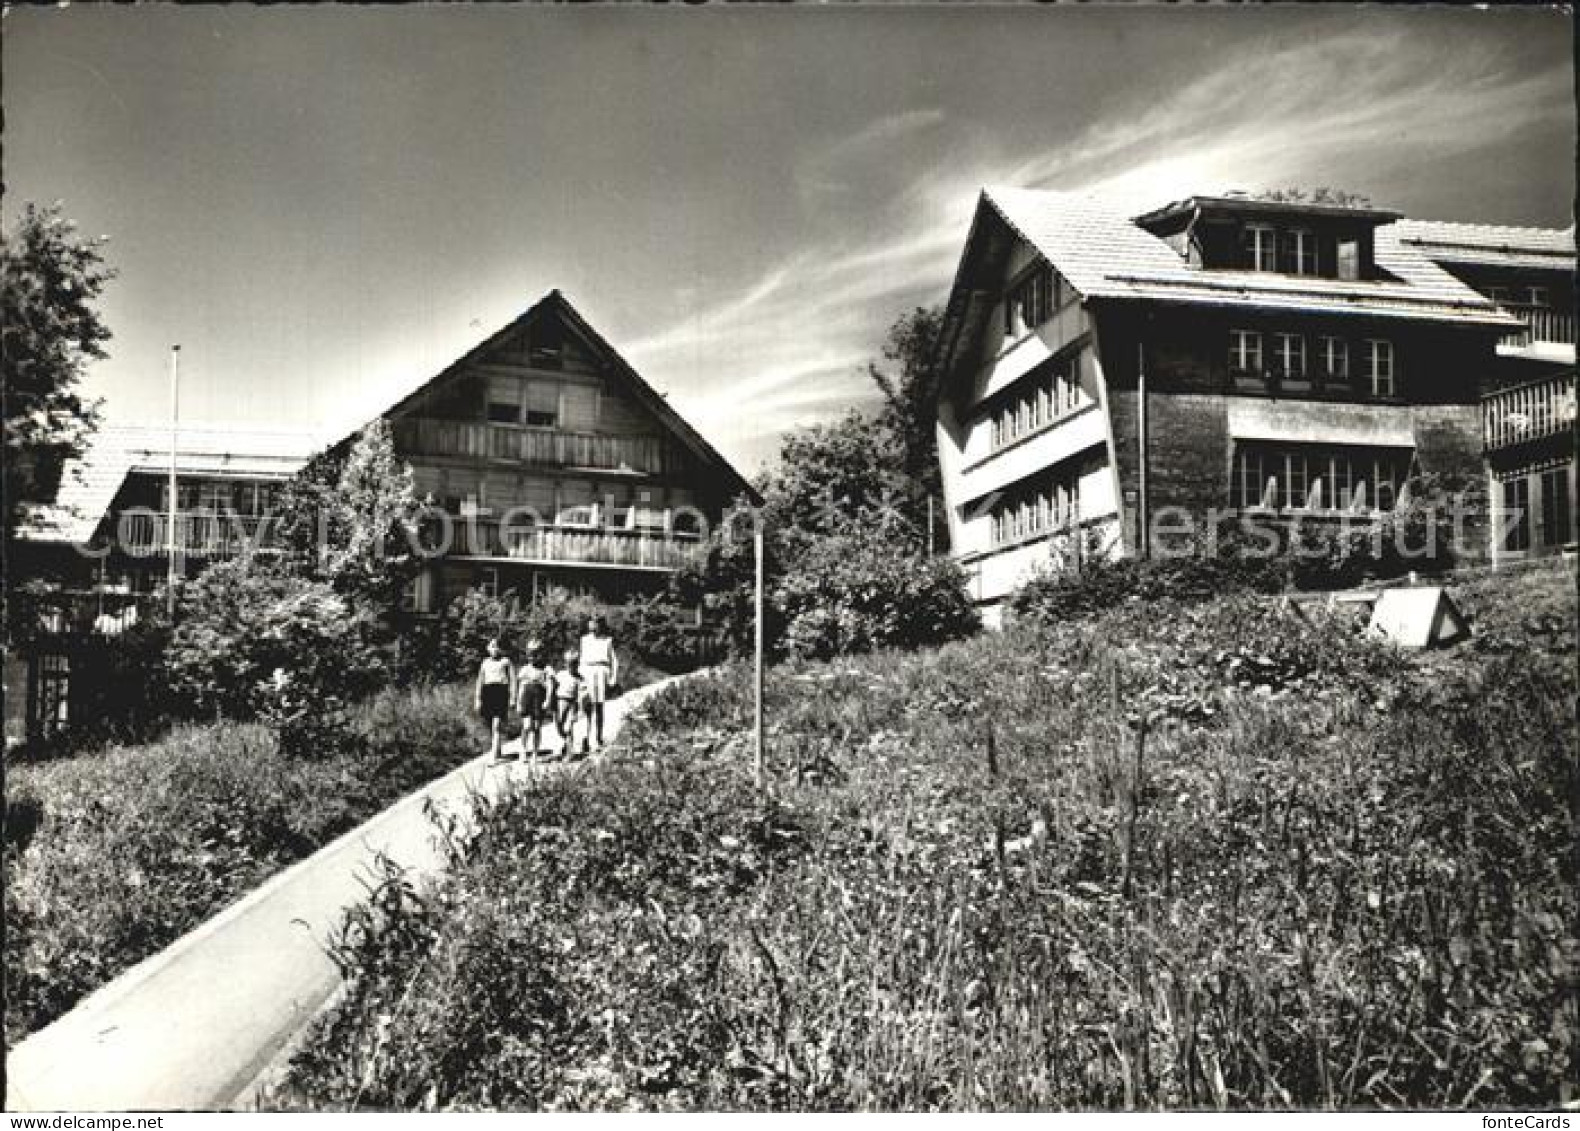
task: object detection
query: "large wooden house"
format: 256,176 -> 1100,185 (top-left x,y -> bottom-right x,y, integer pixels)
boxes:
354,290 -> 757,612
1392,220 -> 1576,562
933,188 -> 1538,623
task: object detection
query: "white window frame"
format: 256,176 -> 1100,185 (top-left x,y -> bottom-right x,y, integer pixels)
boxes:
1244,223 -> 1277,272
1525,285 -> 1550,309
1319,336 -> 1349,383
1365,339 -> 1395,398
1230,329 -> 1263,374
1273,333 -> 1307,380
1288,228 -> 1317,275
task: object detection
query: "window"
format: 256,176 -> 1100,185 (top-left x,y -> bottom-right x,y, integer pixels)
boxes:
487,375 -> 521,425
1525,286 -> 1550,309
524,380 -> 559,427
1272,333 -> 1307,381
1003,264 -> 1055,339
987,356 -> 1084,453
1540,467 -> 1573,547
1243,224 -> 1277,271
1285,229 -> 1317,275
1318,336 -> 1349,385
1230,329 -> 1263,375
1364,340 -> 1395,397
1232,444 -> 1411,512
988,467 -> 1080,547
1503,476 -> 1531,553
475,568 -> 500,600
1336,239 -> 1360,281
1485,285 -> 1509,304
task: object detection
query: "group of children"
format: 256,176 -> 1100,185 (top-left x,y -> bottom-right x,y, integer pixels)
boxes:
473,615 -> 620,762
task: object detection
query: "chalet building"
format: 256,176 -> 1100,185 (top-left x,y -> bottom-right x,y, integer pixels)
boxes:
1392,221 -> 1576,562
336,290 -> 756,612
5,292 -> 752,745
6,426 -> 313,744
934,187 -> 1544,622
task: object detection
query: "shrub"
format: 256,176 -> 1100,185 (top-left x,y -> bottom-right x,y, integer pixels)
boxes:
164,558 -> 391,719
774,527 -> 979,660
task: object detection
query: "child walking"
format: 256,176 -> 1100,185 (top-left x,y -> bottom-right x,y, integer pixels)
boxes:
577,614 -> 620,754
474,638 -> 516,761
552,649 -> 583,756
515,638 -> 552,761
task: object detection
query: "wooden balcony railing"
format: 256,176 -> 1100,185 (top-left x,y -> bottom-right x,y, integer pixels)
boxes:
118,512 -> 283,557
394,419 -> 672,474
450,519 -> 702,570
12,589 -> 159,639
1499,305 -> 1576,349
1483,373 -> 1577,451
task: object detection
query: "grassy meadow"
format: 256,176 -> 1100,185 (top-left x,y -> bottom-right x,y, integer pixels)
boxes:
267,563 -> 1578,1110
3,682 -> 487,1046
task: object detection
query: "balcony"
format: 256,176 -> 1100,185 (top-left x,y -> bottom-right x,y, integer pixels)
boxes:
394,419 -> 673,475
117,512 -> 282,557
11,588 -> 159,639
1499,305 -> 1576,350
1483,373 -> 1577,452
449,519 -> 702,571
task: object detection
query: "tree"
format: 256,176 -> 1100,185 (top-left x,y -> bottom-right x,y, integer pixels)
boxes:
867,304 -> 946,534
274,420 -> 421,615
2,203 -> 115,543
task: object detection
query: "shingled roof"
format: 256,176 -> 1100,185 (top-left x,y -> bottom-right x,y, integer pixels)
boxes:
1391,218 -> 1576,272
20,424 -> 313,545
978,186 -> 1521,327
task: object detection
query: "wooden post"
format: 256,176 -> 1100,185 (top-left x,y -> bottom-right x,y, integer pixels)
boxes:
753,519 -> 766,789
927,494 -> 936,557
166,345 -> 181,618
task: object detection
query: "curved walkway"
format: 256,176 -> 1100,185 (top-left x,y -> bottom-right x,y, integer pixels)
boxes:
5,679 -> 679,1112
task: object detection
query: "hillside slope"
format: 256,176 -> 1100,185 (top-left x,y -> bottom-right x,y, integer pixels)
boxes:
270,566 -> 1578,1111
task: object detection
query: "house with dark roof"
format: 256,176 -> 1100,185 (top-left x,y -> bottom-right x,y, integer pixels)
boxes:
6,290 -> 753,744
1392,220 -> 1575,562
934,187 -> 1546,621
357,289 -> 757,612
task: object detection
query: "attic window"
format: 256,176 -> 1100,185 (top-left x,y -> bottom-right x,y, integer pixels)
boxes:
1003,264 -> 1056,338
528,322 -> 566,370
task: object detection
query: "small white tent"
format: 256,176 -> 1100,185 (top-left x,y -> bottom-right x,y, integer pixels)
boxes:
1367,586 -> 1470,649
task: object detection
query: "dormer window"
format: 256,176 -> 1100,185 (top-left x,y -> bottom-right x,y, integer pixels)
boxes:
1336,239 -> 1360,281
1284,229 -> 1317,275
1243,224 -> 1277,272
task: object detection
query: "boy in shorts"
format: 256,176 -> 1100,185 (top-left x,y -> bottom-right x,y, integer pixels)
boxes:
515,638 -> 552,761
552,649 -> 583,754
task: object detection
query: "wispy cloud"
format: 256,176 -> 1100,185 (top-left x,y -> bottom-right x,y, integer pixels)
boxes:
634,27 -> 1572,472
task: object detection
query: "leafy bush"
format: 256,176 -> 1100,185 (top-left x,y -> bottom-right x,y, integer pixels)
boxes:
164,558 -> 391,719
775,526 -> 978,660
3,682 -> 481,1044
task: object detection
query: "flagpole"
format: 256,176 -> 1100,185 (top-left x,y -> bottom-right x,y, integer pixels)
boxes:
167,345 -> 180,618
754,518 -> 765,790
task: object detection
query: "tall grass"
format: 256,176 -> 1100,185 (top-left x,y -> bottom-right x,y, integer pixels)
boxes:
3,682 -> 483,1047
269,575 -> 1578,1110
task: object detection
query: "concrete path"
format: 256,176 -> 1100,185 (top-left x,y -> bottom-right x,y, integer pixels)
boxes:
4,679 -> 680,1112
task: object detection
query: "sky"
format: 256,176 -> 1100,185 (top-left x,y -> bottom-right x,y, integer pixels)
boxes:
3,4 -> 1574,476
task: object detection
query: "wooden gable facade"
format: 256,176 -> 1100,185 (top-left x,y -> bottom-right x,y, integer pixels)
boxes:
383,291 -> 754,611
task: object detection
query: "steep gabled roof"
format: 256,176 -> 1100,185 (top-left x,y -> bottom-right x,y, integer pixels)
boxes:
1392,218 -> 1576,272
938,187 -> 1525,382
19,424 -> 313,544
982,186 -> 1518,325
334,290 -> 760,504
